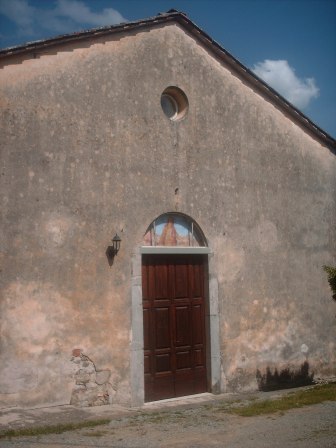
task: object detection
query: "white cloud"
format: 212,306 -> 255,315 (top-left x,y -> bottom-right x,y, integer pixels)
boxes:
0,0 -> 35,34
56,0 -> 126,27
0,0 -> 127,38
252,59 -> 319,109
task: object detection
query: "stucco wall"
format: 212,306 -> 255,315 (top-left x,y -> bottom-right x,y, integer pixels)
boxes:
0,23 -> 335,407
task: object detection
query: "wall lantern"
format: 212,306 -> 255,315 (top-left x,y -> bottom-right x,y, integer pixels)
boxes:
111,233 -> 121,255
106,233 -> 121,266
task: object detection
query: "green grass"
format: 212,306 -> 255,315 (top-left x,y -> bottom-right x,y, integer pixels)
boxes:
0,418 -> 111,439
229,383 -> 336,417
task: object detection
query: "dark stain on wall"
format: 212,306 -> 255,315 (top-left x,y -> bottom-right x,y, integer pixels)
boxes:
256,361 -> 315,391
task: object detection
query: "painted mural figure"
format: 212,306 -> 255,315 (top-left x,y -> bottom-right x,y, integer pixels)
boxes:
143,213 -> 204,247
158,216 -> 178,246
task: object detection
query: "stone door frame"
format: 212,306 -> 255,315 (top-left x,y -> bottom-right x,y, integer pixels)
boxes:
130,245 -> 222,406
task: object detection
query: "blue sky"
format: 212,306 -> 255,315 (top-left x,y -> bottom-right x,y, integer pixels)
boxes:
0,0 -> 335,137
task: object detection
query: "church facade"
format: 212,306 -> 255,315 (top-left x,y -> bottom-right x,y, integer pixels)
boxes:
0,11 -> 335,408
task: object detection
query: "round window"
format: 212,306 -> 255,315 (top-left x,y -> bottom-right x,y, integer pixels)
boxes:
161,94 -> 178,120
160,86 -> 189,121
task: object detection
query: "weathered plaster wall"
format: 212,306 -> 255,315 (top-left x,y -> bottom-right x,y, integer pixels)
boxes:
0,23 -> 335,406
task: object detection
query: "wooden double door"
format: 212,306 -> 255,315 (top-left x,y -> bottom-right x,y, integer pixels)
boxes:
142,254 -> 208,402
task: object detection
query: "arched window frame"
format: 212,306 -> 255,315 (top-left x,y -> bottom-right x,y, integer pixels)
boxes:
141,212 -> 209,254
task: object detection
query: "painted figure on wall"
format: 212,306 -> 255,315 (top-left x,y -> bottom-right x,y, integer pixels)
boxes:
159,216 -> 178,245
143,213 -> 205,247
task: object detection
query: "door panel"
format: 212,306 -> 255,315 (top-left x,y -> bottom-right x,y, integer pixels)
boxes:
155,307 -> 170,348
192,304 -> 204,344
174,262 -> 189,298
142,254 -> 208,402
175,305 -> 191,346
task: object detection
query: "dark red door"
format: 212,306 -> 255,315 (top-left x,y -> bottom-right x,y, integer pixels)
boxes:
142,254 -> 208,402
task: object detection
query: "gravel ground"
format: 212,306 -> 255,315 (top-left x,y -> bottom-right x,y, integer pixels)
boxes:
1,400 -> 335,447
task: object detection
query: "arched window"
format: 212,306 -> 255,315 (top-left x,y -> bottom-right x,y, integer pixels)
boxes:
143,213 -> 207,247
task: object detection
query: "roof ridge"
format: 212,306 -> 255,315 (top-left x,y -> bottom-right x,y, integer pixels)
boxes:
0,11 -> 334,148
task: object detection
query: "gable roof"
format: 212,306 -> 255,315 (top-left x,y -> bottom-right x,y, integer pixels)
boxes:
1,10 -> 335,150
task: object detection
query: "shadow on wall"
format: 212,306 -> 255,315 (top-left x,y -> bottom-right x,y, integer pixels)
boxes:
256,361 -> 315,391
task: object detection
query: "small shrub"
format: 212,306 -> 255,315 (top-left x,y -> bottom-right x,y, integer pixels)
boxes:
322,265 -> 336,301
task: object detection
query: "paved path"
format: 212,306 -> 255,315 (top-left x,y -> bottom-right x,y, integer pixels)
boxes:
1,392 -> 335,447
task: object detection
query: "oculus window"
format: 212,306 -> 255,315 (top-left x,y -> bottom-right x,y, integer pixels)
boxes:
160,86 -> 189,121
